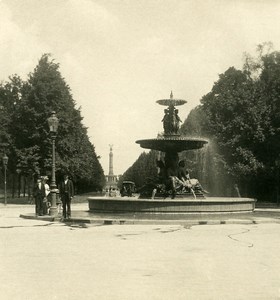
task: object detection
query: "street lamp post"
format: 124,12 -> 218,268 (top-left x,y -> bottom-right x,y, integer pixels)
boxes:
47,111 -> 59,216
2,154 -> 8,206
275,159 -> 280,207
16,169 -> 21,198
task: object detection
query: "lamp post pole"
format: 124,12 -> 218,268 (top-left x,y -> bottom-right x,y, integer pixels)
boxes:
16,169 -> 21,198
276,159 -> 280,207
3,154 -> 8,206
47,112 -> 59,216
49,133 -> 57,216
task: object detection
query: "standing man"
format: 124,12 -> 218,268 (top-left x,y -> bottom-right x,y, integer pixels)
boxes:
59,174 -> 74,219
33,177 -> 46,216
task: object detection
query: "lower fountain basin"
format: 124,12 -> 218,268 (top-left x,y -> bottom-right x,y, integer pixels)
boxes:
88,197 -> 256,214
135,136 -> 208,152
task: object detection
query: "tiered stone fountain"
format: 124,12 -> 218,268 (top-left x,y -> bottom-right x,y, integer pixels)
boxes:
88,93 -> 256,214
136,92 -> 208,199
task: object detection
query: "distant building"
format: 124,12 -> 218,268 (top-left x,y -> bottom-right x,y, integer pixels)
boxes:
105,145 -> 119,190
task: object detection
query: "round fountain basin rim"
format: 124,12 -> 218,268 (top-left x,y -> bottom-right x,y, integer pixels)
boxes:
88,196 -> 256,203
88,197 -> 256,214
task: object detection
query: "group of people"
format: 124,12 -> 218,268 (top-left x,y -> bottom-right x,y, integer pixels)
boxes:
152,159 -> 205,199
33,174 -> 74,219
33,176 -> 50,216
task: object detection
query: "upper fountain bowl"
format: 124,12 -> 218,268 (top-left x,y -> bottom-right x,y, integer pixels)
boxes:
156,99 -> 187,106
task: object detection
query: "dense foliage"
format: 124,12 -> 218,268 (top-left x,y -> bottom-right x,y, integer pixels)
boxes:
118,151 -> 159,189
181,43 -> 280,201
0,54 -> 105,196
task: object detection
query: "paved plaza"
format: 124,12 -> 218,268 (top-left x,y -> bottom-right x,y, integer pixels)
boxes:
1,203 -> 280,300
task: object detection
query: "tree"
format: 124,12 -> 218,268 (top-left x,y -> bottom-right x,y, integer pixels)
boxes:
0,75 -> 25,197
120,151 -> 159,189
2,54 -> 105,194
181,43 -> 280,200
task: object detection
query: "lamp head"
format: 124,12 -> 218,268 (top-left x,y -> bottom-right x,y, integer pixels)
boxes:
2,154 -> 8,166
47,111 -> 59,133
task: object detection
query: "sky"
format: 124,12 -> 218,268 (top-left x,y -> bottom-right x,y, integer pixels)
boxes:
1,0 -> 280,175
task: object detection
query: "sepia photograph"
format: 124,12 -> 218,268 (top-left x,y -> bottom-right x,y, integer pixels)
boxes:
0,1 -> 280,299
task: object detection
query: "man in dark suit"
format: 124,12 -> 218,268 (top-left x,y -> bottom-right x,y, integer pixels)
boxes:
59,174 -> 74,219
33,177 -> 46,216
